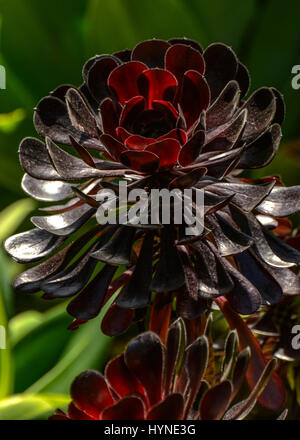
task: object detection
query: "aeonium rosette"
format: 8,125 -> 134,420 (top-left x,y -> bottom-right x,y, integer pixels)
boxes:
5,38 -> 300,335
50,319 -> 287,420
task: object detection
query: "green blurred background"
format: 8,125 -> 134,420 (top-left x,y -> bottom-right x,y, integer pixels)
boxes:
0,0 -> 299,419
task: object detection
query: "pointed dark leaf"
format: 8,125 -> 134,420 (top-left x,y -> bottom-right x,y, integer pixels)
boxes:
242,88 -> 276,140
234,251 -> 282,305
164,319 -> 182,395
204,109 -> 247,151
149,292 -> 173,344
256,185 -> 300,217
209,180 -> 274,212
271,88 -> 285,125
230,207 -> 295,268
208,213 -> 253,256
69,136 -> 96,167
116,232 -> 154,308
40,242 -> 99,298
199,147 -> 243,179
178,131 -> 205,166
176,286 -> 207,319
263,228 -> 300,265
13,226 -> 102,293
192,240 -> 234,297
150,228 -> 185,292
178,246 -> 198,301
65,88 -> 99,138
223,359 -> 278,420
200,381 -> 233,420
34,96 -> 102,150
45,137 -> 122,180
184,335 -> 209,417
217,254 -> 262,315
221,330 -> 239,381
216,296 -> 285,411
231,347 -> 251,398
206,80 -> 240,130
238,124 -> 281,169
67,265 -> 117,320
91,226 -> 136,266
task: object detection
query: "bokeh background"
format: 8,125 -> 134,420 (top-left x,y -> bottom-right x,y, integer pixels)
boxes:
0,0 -> 299,419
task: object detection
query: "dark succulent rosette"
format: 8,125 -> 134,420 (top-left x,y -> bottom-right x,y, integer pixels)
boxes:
5,38 -> 300,333
50,319 -> 286,420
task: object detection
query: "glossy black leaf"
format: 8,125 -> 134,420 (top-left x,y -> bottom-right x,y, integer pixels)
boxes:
124,332 -> 164,406
67,265 -> 117,320
208,213 -> 253,256
116,232 -> 154,309
65,88 -> 99,138
192,240 -> 234,297
19,137 -> 61,181
256,186 -> 300,217
150,227 -> 185,292
31,204 -> 95,236
206,80 -> 240,130
238,124 -> 281,169
4,228 -> 64,264
91,226 -> 136,266
234,251 -> 282,305
40,242 -> 99,298
13,226 -> 103,293
241,88 -> 276,140
22,173 -> 73,202
210,181 -> 274,212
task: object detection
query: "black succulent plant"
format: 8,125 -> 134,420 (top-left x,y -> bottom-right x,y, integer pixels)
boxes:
50,319 -> 286,420
5,38 -> 300,334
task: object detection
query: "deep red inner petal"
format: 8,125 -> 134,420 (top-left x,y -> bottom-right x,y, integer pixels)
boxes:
125,135 -> 156,150
108,61 -> 147,105
137,69 -> 178,109
146,138 -> 181,168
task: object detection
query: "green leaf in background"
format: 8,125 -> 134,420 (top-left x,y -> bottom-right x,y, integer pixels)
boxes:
0,109 -> 25,134
0,393 -> 70,420
0,198 -> 36,242
187,0 -> 255,51
0,0 -> 87,103
245,0 -> 300,139
0,278 -> 11,399
10,300 -> 111,395
25,316 -> 111,395
0,198 -> 36,398
85,0 -> 208,55
11,304 -> 73,393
